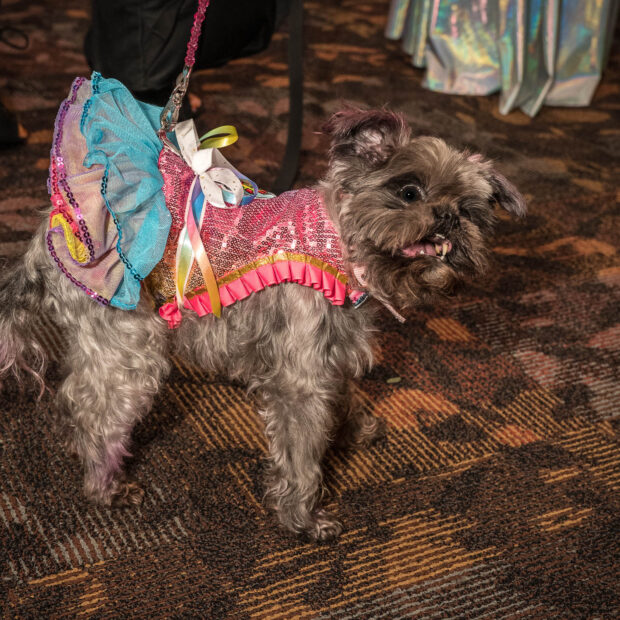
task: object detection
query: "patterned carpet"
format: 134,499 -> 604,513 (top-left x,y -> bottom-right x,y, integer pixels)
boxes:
1,0 -> 619,617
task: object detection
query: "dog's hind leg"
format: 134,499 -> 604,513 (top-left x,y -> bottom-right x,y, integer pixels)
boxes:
56,301 -> 169,507
0,226 -> 52,393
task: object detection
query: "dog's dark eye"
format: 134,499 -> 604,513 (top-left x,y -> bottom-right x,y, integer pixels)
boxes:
400,185 -> 421,203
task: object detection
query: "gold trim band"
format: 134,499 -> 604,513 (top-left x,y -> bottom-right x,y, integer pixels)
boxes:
184,252 -> 348,302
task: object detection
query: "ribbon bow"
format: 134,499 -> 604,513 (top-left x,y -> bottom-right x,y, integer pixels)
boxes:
172,120 -> 259,318
175,120 -> 258,209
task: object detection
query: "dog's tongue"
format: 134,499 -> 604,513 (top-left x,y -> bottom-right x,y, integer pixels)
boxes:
402,236 -> 452,258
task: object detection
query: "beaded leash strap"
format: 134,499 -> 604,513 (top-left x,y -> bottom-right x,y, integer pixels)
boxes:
159,0 -> 209,138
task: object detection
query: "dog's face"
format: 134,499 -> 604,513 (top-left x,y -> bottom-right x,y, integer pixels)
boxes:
322,108 -> 526,310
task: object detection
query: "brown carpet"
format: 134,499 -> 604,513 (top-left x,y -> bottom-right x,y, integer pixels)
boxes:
1,0 -> 619,617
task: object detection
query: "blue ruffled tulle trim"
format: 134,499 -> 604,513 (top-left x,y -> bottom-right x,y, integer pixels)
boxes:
80,72 -> 171,309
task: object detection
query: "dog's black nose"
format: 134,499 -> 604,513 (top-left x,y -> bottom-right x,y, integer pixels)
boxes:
433,206 -> 458,234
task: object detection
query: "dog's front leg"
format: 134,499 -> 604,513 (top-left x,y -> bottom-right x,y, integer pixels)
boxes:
260,380 -> 342,541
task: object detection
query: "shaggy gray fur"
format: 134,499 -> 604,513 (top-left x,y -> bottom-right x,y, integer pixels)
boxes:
0,107 -> 524,540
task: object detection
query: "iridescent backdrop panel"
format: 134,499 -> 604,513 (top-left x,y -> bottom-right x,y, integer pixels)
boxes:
386,0 -> 618,116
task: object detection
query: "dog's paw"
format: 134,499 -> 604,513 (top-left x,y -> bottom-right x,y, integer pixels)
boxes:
110,481 -> 144,508
337,411 -> 386,449
308,509 -> 343,541
275,502 -> 343,541
353,412 -> 386,446
85,474 -> 144,508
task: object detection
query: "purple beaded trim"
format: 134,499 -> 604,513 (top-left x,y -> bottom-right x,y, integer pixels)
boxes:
100,166 -> 143,282
58,181 -> 96,262
49,76 -> 83,222
50,76 -> 96,263
47,231 -> 109,306
47,77 -> 110,307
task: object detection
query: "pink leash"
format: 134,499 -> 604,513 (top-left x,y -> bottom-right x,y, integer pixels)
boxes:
159,0 -> 210,136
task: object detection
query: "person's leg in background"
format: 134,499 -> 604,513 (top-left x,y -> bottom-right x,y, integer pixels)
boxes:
1,8 -> 29,146
84,0 -> 288,107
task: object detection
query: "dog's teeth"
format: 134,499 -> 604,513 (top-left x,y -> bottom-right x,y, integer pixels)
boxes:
435,243 -> 442,255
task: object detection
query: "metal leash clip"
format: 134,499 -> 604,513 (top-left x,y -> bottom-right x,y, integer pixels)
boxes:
160,66 -> 191,134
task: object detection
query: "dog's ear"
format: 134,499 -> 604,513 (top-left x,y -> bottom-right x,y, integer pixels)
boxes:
323,106 -> 410,167
488,169 -> 527,217
468,154 -> 526,217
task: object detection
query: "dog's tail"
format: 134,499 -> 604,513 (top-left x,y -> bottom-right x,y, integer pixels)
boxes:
0,236 -> 50,397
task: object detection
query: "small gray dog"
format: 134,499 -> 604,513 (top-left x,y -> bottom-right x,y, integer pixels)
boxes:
0,108 -> 525,540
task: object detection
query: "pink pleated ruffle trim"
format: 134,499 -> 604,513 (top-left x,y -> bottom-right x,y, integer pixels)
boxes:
159,259 -> 348,328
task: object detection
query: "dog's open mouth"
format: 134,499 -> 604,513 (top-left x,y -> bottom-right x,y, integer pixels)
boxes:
401,234 -> 452,261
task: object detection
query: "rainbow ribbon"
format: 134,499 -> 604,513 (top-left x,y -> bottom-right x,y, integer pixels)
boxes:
173,121 -> 264,317
175,176 -> 221,316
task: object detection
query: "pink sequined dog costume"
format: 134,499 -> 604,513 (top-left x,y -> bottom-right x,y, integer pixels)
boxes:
151,150 -> 366,329
46,73 -> 364,325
